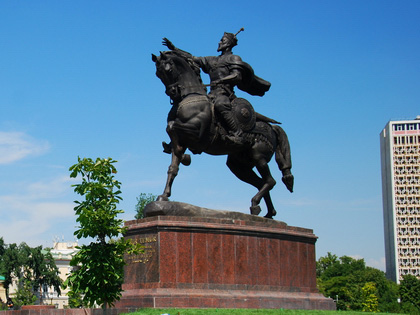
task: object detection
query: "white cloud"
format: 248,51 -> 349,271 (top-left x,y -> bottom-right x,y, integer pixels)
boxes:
0,131 -> 49,164
366,257 -> 386,271
0,175 -> 75,246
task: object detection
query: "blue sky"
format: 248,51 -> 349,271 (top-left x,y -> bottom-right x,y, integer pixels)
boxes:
1,1 -> 419,271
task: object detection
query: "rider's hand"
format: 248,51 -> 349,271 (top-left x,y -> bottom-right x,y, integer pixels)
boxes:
162,38 -> 175,50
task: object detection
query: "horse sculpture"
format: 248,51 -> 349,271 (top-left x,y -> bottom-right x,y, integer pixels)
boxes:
152,49 -> 293,219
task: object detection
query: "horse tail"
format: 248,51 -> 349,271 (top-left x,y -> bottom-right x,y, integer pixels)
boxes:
272,125 -> 294,193
256,112 -> 281,125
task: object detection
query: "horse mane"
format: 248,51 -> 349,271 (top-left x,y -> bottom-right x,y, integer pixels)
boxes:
163,50 -> 202,81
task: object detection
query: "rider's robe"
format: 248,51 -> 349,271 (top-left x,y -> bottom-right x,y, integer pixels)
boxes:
197,54 -> 271,97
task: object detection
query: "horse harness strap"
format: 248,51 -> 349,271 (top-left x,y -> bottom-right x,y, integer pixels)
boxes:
177,95 -> 209,114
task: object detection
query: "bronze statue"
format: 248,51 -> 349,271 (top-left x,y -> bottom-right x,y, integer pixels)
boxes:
152,30 -> 293,219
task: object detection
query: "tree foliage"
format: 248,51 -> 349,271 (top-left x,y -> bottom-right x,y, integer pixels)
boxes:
0,241 -> 20,297
66,288 -> 87,308
28,246 -> 62,303
135,193 -> 156,219
13,280 -> 36,309
399,274 -> 420,313
316,253 -> 399,312
69,157 -> 124,242
361,282 -> 379,312
0,238 -> 61,304
65,157 -> 142,310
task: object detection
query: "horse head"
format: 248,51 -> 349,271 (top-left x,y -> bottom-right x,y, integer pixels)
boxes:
152,51 -> 182,102
152,51 -> 206,103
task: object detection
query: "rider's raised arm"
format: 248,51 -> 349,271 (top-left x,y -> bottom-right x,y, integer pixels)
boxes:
162,37 -> 194,59
162,38 -> 176,50
192,56 -> 214,74
192,56 -> 205,69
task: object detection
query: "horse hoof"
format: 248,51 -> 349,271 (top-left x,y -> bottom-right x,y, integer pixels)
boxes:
282,174 -> 294,193
250,205 -> 261,216
157,195 -> 169,202
264,209 -> 276,219
181,154 -> 191,166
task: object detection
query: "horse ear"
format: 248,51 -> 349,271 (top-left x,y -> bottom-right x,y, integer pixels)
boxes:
152,54 -> 157,62
160,51 -> 167,60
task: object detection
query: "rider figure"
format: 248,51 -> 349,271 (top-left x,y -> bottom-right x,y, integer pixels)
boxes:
194,31 -> 245,143
163,29 -> 271,146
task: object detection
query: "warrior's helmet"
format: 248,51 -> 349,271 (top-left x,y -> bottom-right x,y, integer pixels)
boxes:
222,28 -> 244,48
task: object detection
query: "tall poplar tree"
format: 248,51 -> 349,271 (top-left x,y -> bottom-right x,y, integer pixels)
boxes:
65,157 -> 141,312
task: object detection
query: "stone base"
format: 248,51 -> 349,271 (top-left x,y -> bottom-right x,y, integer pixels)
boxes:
117,202 -> 335,310
21,305 -> 56,310
118,288 -> 334,309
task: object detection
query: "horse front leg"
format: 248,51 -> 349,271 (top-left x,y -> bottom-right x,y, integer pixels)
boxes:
157,151 -> 183,201
157,122 -> 187,201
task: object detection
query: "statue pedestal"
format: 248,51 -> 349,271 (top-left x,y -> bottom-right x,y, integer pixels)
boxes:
117,202 -> 335,310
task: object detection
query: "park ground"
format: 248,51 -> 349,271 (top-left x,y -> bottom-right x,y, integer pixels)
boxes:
123,309 -> 403,315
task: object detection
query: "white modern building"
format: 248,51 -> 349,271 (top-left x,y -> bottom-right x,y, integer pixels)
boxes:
380,116 -> 420,283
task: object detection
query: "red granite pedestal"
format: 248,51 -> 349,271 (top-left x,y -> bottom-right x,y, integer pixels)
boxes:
117,209 -> 335,310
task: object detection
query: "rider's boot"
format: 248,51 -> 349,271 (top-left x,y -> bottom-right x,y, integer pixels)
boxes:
221,110 -> 244,146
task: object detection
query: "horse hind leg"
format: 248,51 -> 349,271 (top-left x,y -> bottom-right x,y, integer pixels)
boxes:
226,156 -> 277,218
252,159 -> 277,218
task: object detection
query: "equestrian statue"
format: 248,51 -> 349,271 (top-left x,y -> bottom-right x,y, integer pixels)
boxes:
152,29 -> 294,219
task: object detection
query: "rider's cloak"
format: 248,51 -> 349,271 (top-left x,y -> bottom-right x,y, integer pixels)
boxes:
229,57 -> 271,97
198,54 -> 271,97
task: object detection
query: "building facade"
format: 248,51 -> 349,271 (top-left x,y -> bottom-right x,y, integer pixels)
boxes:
42,241 -> 79,308
0,275 -> 5,302
380,117 -> 420,283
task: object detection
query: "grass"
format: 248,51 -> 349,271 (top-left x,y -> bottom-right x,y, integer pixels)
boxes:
123,309 -> 403,315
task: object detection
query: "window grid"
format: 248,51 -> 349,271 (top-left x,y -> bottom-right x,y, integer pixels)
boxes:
392,134 -> 420,280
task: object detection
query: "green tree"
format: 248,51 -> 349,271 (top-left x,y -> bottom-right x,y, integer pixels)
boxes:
0,240 -> 61,304
66,289 -> 86,308
0,242 -> 23,298
28,246 -> 62,304
361,281 -> 379,312
399,274 -> 420,314
13,280 -> 36,309
65,157 -> 141,312
0,237 -> 5,256
316,252 -> 338,277
363,266 -> 399,312
317,253 -> 399,312
134,193 -> 156,219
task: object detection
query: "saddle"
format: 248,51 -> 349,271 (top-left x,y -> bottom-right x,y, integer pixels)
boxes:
217,97 -> 280,136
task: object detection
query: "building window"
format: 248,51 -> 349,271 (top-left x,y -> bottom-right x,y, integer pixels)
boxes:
395,124 -> 405,131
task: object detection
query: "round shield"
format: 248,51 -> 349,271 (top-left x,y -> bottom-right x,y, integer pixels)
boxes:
232,98 -> 256,132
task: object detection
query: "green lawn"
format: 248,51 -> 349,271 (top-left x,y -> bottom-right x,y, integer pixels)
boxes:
124,309 -> 403,315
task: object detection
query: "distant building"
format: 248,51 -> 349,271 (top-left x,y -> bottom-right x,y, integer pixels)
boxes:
380,116 -> 420,283
41,241 -> 79,308
0,275 -> 5,302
